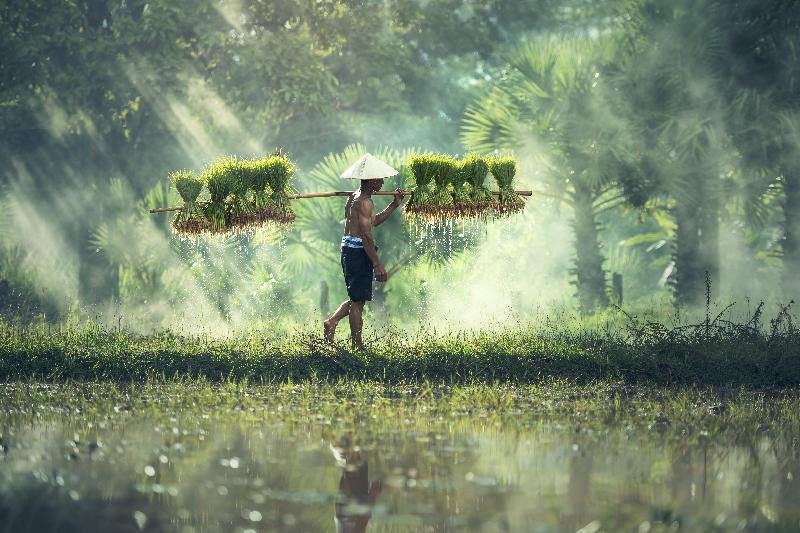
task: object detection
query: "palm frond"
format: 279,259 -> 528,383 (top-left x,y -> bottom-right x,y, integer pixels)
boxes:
461,88 -> 522,154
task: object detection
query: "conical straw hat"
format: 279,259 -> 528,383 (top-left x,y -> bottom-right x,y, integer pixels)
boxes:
340,153 -> 399,180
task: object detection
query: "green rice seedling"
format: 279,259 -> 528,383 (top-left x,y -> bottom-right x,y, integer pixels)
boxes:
169,170 -> 209,235
202,156 -> 235,234
405,154 -> 437,220
489,156 -> 524,216
248,157 -> 276,224
226,157 -> 255,230
463,154 -> 494,218
265,154 -> 296,225
428,154 -> 457,220
452,159 -> 473,217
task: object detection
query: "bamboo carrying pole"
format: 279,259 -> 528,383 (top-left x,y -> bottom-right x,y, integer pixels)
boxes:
149,189 -> 532,213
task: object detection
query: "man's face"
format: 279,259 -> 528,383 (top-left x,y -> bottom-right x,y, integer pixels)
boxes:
369,178 -> 384,192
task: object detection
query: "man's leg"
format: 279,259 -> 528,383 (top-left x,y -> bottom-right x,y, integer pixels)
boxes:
324,300 -> 352,342
348,300 -> 365,349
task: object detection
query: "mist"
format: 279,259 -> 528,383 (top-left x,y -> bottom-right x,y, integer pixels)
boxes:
1,0 -> 798,334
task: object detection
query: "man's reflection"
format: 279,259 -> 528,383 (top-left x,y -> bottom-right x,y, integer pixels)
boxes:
330,435 -> 382,533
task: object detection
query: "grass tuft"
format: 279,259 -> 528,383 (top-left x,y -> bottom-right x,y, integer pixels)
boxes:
1,311 -> 798,386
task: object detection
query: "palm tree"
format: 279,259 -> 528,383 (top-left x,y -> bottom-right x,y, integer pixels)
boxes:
462,37 -> 625,312
712,0 -> 800,297
611,0 -> 732,305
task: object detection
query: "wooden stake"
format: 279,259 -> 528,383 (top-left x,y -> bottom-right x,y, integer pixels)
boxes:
149,189 -> 532,213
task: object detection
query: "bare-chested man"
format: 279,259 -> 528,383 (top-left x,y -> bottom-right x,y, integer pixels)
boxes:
323,177 -> 403,348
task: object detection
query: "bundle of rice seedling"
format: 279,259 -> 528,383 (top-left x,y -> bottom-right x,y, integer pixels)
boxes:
489,156 -> 524,216
452,160 -> 473,216
405,154 -> 437,219
427,154 -> 458,221
265,154 -> 296,225
226,156 -> 255,229
170,169 -> 208,234
202,156 -> 234,233
463,154 -> 494,217
248,157 -> 276,224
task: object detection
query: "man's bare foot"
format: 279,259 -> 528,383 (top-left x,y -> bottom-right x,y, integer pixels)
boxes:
323,320 -> 336,343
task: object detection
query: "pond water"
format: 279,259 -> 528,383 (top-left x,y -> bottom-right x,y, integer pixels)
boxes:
0,384 -> 798,532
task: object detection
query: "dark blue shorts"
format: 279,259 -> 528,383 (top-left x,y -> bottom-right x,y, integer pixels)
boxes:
341,247 -> 373,302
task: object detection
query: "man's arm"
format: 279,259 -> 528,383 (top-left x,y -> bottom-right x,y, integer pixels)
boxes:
374,189 -> 404,226
355,200 -> 388,282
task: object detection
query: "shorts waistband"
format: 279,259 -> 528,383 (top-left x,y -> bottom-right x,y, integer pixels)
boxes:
341,236 -> 378,251
341,235 -> 364,249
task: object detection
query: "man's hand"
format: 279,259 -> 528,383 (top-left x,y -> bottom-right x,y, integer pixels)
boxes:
374,263 -> 388,282
391,188 -> 404,207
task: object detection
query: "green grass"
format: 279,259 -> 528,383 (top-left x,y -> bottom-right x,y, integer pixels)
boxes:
1,312 -> 798,385
1,379 -> 798,434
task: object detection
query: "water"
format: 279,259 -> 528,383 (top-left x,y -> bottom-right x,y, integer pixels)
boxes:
1,385 -> 798,532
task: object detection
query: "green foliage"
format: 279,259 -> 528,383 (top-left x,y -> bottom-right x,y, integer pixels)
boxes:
405,154 -> 464,220
226,156 -> 254,227
452,160 -> 473,206
406,153 -> 524,220
428,154 -> 458,209
1,308 -> 799,385
185,154 -> 299,234
245,158 -> 276,220
489,156 -> 524,214
4,0 -> 800,319
462,36 -> 622,310
172,170 -> 202,204
202,157 -> 235,233
461,153 -> 493,205
406,154 -> 438,214
265,154 -> 297,224
170,170 -> 207,233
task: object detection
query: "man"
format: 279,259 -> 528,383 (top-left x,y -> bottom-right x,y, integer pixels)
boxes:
323,154 -> 404,348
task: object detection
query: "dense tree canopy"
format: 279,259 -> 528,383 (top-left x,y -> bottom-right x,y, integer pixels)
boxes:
1,0 -> 798,325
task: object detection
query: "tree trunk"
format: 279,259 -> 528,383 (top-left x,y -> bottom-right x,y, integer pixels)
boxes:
673,201 -> 703,306
782,171 -> 800,297
571,182 -> 608,313
698,188 -> 720,301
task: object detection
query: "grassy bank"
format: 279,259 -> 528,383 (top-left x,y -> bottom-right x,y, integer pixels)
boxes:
2,311 -> 799,385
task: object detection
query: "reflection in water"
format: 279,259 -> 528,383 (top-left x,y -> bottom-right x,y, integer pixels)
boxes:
566,439 -> 593,527
330,433 -> 382,532
1,401 -> 799,531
